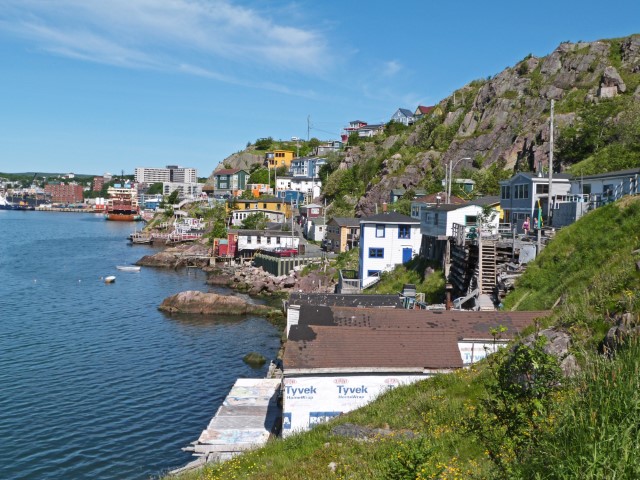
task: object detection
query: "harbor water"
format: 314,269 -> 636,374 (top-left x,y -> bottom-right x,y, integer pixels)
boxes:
0,210 -> 281,479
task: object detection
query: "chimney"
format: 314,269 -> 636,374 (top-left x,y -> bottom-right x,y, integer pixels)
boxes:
382,202 -> 388,213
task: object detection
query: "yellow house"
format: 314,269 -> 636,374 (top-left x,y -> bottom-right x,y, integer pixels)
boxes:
227,197 -> 293,226
325,217 -> 361,253
264,150 -> 295,169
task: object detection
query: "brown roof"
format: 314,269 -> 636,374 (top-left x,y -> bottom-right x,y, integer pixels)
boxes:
284,325 -> 462,370
416,105 -> 435,115
298,306 -> 550,340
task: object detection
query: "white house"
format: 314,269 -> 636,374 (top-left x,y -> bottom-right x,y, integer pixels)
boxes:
499,172 -> 572,231
276,176 -> 322,199
390,108 -> 415,126
305,218 -> 326,242
231,229 -> 299,254
553,168 -> 640,227
282,306 -> 546,436
358,212 -> 421,288
230,209 -> 286,226
420,203 -> 499,238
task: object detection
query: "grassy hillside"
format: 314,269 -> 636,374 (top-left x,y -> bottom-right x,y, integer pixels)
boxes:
168,198 -> 640,479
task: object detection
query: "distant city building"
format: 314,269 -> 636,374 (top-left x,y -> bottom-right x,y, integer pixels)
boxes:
162,182 -> 203,199
45,183 -> 84,204
134,166 -> 197,184
92,176 -> 105,192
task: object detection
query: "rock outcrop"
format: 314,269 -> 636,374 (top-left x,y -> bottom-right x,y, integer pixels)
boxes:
353,35 -> 640,215
136,243 -> 209,268
159,291 -> 273,316
206,263 -> 337,295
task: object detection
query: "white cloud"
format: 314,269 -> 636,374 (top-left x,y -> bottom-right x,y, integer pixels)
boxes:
382,60 -> 402,76
0,0 -> 330,74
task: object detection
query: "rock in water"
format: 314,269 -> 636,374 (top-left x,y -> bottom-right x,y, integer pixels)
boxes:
158,291 -> 272,315
243,352 -> 266,367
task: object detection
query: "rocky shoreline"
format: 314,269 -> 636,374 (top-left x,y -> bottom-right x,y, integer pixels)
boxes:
137,240 -> 338,319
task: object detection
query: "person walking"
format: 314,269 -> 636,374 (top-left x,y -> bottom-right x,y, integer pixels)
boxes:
522,216 -> 530,235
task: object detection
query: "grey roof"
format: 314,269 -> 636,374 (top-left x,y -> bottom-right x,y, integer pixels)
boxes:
230,229 -> 296,237
423,203 -> 477,212
329,217 -> 361,227
501,172 -> 572,184
397,108 -> 414,117
573,168 -> 640,180
469,196 -> 500,206
297,306 -> 550,341
289,294 -> 403,309
360,212 -> 419,223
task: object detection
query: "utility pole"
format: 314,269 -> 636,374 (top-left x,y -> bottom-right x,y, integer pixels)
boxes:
547,99 -> 554,223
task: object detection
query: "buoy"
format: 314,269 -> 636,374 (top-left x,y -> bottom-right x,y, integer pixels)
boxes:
104,276 -> 116,284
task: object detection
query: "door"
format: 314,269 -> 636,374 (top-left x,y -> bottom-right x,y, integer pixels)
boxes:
402,247 -> 412,264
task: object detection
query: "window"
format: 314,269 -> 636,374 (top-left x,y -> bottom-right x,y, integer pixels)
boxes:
465,215 -> 477,226
257,235 -> 261,243
501,185 -> 511,199
244,203 -> 250,209
266,236 -> 271,244
263,203 -> 267,209
277,204 -> 281,210
398,225 -> 410,239
369,248 -> 384,258
367,270 -> 381,277
276,237 -> 281,244
247,236 -> 252,244
514,184 -> 529,199
582,184 -> 592,195
376,224 -> 385,238
536,184 -> 549,194
433,212 -> 439,225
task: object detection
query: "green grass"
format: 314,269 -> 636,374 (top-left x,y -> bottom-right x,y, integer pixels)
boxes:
167,197 -> 640,480
520,338 -> 640,479
367,257 -> 446,304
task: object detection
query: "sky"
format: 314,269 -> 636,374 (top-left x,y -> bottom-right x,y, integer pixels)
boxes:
0,0 -> 638,177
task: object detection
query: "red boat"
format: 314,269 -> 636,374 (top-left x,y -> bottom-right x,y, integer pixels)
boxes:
105,185 -> 141,221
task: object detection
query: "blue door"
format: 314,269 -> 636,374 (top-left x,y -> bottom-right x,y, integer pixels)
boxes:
402,247 -> 412,264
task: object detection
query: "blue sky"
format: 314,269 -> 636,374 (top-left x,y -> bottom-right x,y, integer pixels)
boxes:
0,0 -> 638,177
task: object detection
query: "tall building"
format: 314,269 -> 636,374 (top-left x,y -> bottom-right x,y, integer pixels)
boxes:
92,176 -> 105,192
45,183 -> 84,203
134,166 -> 197,184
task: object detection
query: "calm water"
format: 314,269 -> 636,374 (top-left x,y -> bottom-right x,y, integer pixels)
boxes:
0,210 -> 281,479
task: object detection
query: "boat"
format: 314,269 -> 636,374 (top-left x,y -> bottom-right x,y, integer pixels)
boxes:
104,276 -> 116,283
116,265 -> 141,272
105,183 -> 142,222
0,192 -> 15,210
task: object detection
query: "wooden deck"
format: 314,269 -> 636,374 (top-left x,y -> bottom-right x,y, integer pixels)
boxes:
178,378 -> 281,470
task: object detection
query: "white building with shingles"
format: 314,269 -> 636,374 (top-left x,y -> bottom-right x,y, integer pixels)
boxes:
358,212 -> 421,288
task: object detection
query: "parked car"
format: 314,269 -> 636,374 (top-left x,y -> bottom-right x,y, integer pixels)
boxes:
274,247 -> 298,257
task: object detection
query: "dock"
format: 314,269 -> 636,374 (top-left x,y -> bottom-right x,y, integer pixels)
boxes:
173,378 -> 281,474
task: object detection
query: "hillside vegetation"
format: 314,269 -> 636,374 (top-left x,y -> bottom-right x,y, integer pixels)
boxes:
213,35 -> 640,220
169,196 -> 640,479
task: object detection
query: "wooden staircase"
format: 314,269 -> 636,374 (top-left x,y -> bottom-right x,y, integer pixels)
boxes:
480,241 -> 497,295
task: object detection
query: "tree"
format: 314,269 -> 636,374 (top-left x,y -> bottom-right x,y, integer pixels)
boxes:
248,167 -> 270,185
254,137 -> 273,150
147,182 -> 163,195
241,212 -> 268,230
308,137 -> 321,149
166,189 -> 180,205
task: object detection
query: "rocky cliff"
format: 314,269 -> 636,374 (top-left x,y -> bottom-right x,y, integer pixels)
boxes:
351,35 -> 640,215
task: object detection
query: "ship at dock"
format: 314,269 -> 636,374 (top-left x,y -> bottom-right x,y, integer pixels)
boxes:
105,184 -> 141,221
